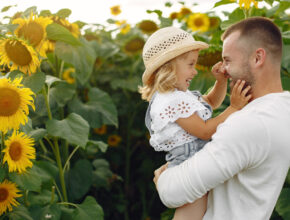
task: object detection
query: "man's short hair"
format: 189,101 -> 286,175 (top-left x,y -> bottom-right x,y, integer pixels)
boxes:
222,17 -> 282,60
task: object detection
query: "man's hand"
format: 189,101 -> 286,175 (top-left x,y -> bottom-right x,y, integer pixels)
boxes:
153,163 -> 168,187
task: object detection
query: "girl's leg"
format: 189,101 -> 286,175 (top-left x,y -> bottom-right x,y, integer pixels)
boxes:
173,193 -> 208,220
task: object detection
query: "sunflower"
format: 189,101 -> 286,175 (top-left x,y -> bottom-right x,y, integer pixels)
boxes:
187,13 -> 210,33
0,77 -> 35,133
116,20 -> 131,34
197,50 -> 222,72
124,37 -> 145,54
110,5 -> 121,16
178,7 -> 192,19
93,125 -> 107,135
138,20 -> 158,34
0,180 -> 21,215
62,67 -> 75,84
3,131 -> 35,173
169,12 -> 178,20
52,16 -> 80,38
0,38 -> 40,75
209,17 -> 220,30
13,14 -> 53,57
108,135 -> 121,147
238,0 -> 258,9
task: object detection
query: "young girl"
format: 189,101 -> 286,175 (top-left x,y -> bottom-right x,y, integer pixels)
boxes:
139,27 -> 251,219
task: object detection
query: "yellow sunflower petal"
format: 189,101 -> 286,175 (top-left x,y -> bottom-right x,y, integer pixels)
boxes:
187,13 -> 210,33
108,134 -> 121,147
0,77 -> 35,133
0,38 -> 40,75
0,180 -> 21,215
62,67 -> 75,84
13,13 -> 52,57
3,131 -> 35,173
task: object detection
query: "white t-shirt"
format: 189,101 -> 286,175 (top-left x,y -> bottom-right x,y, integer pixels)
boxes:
150,90 -> 211,151
157,92 -> 290,220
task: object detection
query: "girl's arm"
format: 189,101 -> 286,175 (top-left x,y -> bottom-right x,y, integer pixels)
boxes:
176,80 -> 251,140
202,62 -> 227,110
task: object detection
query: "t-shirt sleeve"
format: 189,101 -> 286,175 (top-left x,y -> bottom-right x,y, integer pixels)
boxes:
151,91 -> 207,132
156,113 -> 270,208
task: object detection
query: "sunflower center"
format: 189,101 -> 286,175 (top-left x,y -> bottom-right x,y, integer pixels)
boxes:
5,40 -> 32,66
18,21 -> 44,47
9,142 -> 23,161
0,88 -> 21,116
194,18 -> 204,27
0,188 -> 9,202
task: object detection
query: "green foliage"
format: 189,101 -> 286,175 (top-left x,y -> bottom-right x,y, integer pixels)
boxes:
46,113 -> 89,148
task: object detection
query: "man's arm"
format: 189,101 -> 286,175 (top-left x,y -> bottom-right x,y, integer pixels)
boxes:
155,114 -> 270,208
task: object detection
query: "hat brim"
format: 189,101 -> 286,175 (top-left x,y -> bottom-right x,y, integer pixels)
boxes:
142,41 -> 209,83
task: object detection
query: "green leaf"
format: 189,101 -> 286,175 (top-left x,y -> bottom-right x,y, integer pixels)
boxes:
7,205 -> 33,220
1,5 -> 16,12
56,8 -> 71,18
213,0 -> 235,8
264,0 -> 274,6
68,88 -> 118,128
0,24 -> 19,34
88,88 -> 118,127
28,128 -> 47,142
23,71 -> 46,94
72,196 -> 104,220
67,160 -> 93,200
0,167 -> 5,182
283,31 -> 290,40
275,188 -> 290,219
92,159 -> 113,189
9,166 -> 42,192
54,39 -> 97,85
110,76 -> 141,92
49,81 -> 76,107
46,113 -> 89,147
33,161 -> 58,182
46,23 -> 81,46
39,10 -> 52,17
275,2 -> 290,15
45,75 -> 62,88
86,140 -> 108,153
28,190 -> 58,206
22,6 -> 37,17
30,204 -> 61,220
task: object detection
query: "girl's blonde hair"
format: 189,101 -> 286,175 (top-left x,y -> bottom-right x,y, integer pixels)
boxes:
139,59 -> 177,101
139,51 -> 192,101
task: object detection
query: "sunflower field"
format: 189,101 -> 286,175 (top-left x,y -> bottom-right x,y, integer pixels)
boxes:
0,0 -> 289,219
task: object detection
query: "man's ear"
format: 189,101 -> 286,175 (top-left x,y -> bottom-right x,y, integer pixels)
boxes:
253,48 -> 266,67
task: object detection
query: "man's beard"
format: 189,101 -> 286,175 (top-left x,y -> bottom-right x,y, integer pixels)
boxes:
229,63 -> 254,95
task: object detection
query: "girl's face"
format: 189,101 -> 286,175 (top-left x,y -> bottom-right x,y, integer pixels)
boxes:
175,50 -> 199,92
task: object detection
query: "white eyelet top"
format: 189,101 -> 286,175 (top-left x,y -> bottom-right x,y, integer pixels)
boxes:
149,90 -> 212,151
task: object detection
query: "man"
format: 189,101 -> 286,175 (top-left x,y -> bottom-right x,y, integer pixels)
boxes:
153,17 -> 290,219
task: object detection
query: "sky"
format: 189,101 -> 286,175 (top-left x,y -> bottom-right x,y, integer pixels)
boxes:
0,0 -> 236,25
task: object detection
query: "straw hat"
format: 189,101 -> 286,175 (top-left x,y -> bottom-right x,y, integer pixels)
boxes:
142,27 -> 208,84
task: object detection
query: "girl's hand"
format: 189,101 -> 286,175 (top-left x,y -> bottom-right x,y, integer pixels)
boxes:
211,61 -> 227,82
230,80 -> 252,110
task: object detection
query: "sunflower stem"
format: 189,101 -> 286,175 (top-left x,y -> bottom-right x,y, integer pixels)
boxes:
0,132 -> 4,165
59,61 -> 64,79
24,190 -> 29,207
53,138 -> 68,202
42,86 -> 52,120
50,186 -> 55,204
39,139 -> 48,154
63,145 -> 80,173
